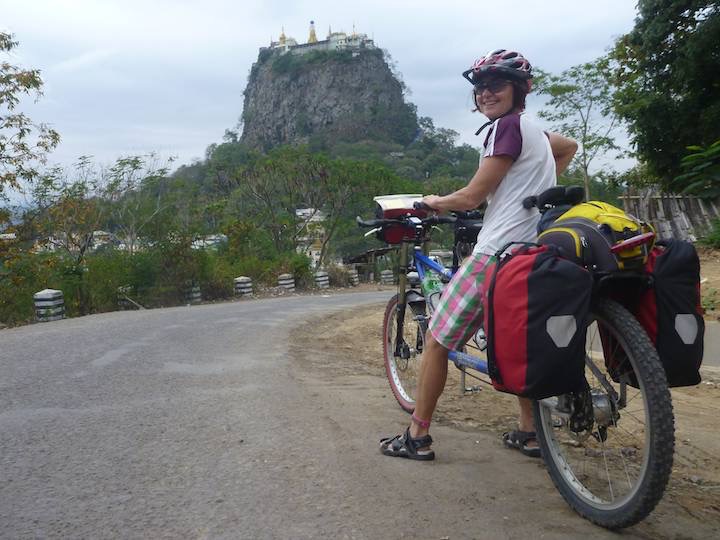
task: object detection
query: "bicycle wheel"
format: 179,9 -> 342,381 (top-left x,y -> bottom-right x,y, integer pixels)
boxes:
383,293 -> 427,413
534,298 -> 674,529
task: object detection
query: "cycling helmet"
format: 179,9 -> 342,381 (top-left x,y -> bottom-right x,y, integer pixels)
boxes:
462,49 -> 533,86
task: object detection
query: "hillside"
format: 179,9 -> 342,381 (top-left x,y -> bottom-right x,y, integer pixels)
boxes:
240,48 -> 418,150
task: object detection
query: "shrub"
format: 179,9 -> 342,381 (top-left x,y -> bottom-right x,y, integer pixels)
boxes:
277,253 -> 312,289
326,264 -> 350,287
701,219 -> 720,248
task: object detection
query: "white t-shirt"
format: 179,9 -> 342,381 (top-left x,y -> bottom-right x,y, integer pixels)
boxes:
473,113 -> 556,256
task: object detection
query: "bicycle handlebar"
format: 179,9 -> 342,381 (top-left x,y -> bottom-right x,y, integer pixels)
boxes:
355,214 -> 457,229
414,201 -> 483,220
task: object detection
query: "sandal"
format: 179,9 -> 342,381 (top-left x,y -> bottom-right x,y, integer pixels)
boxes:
502,430 -> 541,458
380,428 -> 435,461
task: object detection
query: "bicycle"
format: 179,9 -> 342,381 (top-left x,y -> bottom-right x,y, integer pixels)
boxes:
357,189 -> 675,529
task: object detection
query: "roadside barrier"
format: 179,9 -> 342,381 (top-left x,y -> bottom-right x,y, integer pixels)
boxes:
380,269 -> 395,285
278,273 -> 295,292
34,289 -> 65,322
314,270 -> 330,289
185,285 -> 202,304
348,268 -> 359,286
117,285 -> 133,310
234,276 -> 253,297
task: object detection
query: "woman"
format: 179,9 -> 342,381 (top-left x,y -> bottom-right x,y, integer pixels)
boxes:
380,49 -> 578,460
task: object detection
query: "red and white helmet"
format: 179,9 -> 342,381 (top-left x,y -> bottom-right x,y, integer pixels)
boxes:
462,49 -> 533,86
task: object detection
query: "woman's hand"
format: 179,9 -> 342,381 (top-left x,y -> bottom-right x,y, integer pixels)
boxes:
547,132 -> 578,176
422,194 -> 443,211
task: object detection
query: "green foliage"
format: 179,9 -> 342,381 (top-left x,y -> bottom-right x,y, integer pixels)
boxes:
702,287 -> 718,311
278,252 -> 312,288
701,218 -> 720,248
609,1 -> 720,185
0,32 -> 60,200
608,162 -> 661,190
672,140 -> 720,197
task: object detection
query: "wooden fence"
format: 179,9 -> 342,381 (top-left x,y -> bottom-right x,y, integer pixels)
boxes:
620,192 -> 720,242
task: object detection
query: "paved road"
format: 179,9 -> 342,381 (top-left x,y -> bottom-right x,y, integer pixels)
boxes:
0,292 -> 710,538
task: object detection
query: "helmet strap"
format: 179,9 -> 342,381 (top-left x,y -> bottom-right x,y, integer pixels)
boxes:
475,109 -> 517,136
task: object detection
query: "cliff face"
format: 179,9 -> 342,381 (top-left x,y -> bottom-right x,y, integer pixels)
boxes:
240,49 -> 418,150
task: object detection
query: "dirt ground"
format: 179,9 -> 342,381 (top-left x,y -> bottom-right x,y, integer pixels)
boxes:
699,247 -> 720,318
289,250 -> 720,531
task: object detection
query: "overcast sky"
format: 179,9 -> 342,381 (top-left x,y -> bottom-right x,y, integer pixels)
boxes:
2,0 -> 639,174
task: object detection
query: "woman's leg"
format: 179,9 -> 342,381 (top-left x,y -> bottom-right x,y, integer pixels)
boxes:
517,397 -> 535,433
409,332 -> 449,440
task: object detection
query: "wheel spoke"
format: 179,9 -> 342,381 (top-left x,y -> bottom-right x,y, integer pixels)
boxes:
534,299 -> 674,528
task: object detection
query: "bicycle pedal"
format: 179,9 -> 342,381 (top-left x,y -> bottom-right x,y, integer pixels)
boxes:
464,386 -> 482,394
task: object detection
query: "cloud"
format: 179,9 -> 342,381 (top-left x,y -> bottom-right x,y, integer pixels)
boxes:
1,0 -> 640,172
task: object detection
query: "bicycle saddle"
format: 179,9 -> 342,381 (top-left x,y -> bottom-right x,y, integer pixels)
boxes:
536,185 -> 584,208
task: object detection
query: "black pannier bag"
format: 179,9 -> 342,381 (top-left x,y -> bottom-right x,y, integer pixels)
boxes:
634,240 -> 704,387
599,240 -> 704,388
483,244 -> 592,399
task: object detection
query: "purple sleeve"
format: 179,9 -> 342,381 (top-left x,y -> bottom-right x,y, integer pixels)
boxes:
485,115 -> 522,160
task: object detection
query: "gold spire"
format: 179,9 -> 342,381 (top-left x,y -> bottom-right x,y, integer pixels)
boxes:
279,26 -> 286,45
308,20 -> 318,43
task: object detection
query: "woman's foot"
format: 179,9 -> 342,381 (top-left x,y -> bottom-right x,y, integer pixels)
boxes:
380,428 -> 435,460
502,430 -> 541,458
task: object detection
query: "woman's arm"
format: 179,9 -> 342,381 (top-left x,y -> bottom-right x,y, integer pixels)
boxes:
547,132 -> 578,176
423,155 -> 513,212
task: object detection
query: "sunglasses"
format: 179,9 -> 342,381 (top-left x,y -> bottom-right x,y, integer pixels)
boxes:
473,79 -> 512,94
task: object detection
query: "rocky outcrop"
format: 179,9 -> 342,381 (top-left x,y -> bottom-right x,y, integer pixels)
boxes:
240,48 -> 418,150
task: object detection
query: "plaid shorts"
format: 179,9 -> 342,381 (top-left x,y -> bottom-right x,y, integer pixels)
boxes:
428,252 -> 495,351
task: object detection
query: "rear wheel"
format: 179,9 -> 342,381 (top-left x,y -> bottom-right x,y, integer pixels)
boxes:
383,294 -> 427,413
534,298 -> 674,529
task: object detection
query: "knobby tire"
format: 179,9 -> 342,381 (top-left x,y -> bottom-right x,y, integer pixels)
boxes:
534,298 -> 674,529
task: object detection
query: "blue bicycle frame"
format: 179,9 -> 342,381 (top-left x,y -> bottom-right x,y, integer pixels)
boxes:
401,245 -> 489,379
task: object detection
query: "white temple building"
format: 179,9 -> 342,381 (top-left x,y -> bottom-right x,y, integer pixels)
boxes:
262,21 -> 375,56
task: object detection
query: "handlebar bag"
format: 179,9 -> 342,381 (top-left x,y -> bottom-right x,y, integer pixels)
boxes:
373,196 -> 428,244
635,240 -> 704,386
484,244 -> 592,399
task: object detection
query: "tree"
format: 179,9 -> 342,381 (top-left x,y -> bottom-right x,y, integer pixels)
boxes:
237,147 -> 331,254
314,159 -> 409,267
103,155 -> 174,254
672,139 -> 720,198
0,32 -> 60,201
609,1 -> 720,186
535,60 -> 622,200
31,158 -> 108,314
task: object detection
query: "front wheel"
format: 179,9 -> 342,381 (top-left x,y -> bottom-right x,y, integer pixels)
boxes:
534,298 -> 674,529
383,293 -> 427,413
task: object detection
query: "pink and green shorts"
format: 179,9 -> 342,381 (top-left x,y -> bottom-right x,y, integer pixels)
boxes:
428,252 -> 495,351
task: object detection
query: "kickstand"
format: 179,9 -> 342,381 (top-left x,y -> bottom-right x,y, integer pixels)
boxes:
459,366 -> 482,394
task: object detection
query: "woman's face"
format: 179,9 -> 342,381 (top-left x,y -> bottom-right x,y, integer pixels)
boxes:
474,79 -> 515,120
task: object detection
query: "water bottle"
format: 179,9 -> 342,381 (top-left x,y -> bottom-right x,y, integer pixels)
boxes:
421,272 -> 443,311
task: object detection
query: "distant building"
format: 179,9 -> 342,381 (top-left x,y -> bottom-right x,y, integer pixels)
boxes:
262,20 -> 375,56
295,208 -> 327,267
191,234 -> 228,251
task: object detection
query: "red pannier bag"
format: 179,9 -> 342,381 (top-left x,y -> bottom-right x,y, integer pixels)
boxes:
634,240 -> 704,387
484,244 -> 592,399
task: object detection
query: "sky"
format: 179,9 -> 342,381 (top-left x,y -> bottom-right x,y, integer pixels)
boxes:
2,0 -> 640,175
